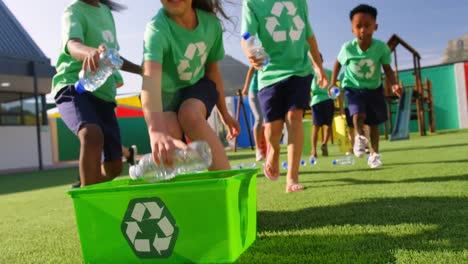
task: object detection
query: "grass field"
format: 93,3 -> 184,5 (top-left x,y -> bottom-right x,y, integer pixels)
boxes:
1,129 -> 467,263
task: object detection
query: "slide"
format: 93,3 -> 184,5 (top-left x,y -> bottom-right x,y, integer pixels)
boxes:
390,87 -> 414,141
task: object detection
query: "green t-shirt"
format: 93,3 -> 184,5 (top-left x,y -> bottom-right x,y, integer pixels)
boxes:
241,0 -> 314,90
52,0 -> 119,102
248,70 -> 259,93
310,68 -> 332,106
337,38 -> 391,90
143,8 -> 225,111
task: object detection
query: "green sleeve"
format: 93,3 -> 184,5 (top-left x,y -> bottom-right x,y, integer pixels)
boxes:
61,9 -> 84,55
303,0 -> 314,39
337,44 -> 347,66
207,20 -> 225,63
241,0 -> 258,36
143,22 -> 168,63
381,43 -> 392,65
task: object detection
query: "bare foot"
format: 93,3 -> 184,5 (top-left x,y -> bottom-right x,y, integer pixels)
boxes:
286,183 -> 304,193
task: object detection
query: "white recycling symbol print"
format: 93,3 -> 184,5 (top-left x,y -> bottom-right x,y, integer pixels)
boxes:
122,198 -> 178,259
354,59 -> 375,79
266,1 -> 305,42
177,42 -> 207,81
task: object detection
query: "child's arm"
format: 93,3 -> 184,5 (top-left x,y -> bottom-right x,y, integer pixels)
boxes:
306,36 -> 328,88
141,60 -> 186,166
121,57 -> 142,75
205,62 -> 240,140
330,60 -> 344,114
242,66 -> 255,95
67,39 -> 105,73
382,64 -> 403,97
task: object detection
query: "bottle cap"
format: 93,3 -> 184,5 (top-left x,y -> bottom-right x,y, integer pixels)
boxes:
242,32 -> 251,40
74,80 -> 86,94
332,160 -> 337,165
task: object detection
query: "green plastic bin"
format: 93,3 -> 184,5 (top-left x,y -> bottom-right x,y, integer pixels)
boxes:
67,169 -> 258,263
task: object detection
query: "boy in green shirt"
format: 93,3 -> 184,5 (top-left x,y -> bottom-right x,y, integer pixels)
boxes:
329,4 -> 402,168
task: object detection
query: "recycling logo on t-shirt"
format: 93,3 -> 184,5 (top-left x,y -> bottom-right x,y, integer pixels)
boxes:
177,42 -> 207,81
354,59 -> 375,79
265,1 -> 305,42
121,198 -> 178,259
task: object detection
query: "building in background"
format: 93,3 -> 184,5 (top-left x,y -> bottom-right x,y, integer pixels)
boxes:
0,0 -> 55,172
442,34 -> 468,64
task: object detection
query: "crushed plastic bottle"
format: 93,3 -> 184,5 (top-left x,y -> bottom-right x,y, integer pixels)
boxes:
231,162 -> 257,170
242,32 -> 270,69
332,155 -> 355,165
75,48 -> 123,94
129,141 -> 212,182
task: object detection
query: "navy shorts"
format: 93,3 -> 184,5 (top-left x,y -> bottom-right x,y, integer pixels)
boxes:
55,85 -> 122,162
164,77 -> 219,119
345,86 -> 388,125
344,108 -> 354,128
258,75 -> 313,122
311,99 -> 334,126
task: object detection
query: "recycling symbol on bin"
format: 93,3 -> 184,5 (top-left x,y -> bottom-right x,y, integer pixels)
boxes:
265,1 -> 305,42
121,198 -> 178,259
177,41 -> 207,81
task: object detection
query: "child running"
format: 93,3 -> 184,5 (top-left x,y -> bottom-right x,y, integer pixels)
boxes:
140,0 -> 240,170
242,66 -> 265,161
329,4 -> 402,168
241,0 -> 328,192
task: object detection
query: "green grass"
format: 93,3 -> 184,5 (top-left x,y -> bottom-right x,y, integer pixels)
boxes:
1,129 -> 468,263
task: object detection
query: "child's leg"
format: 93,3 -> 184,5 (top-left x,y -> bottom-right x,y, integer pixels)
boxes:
77,124 -> 106,186
311,124 -> 319,157
178,99 -> 230,170
285,109 -> 305,192
352,112 -> 367,136
369,125 -> 380,153
248,92 -> 265,158
348,127 -> 355,154
321,125 -> 331,156
264,120 -> 284,176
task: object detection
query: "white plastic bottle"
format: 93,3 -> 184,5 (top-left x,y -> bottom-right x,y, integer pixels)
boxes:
329,86 -> 341,100
129,141 -> 212,182
332,155 -> 355,165
242,32 -> 270,69
75,48 -> 123,94
231,162 -> 257,170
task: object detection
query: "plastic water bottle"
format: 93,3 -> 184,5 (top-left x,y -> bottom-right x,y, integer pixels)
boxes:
129,141 -> 212,182
242,32 -> 270,69
332,155 -> 355,165
281,158 -> 307,169
309,156 -> 317,165
231,162 -> 257,170
74,48 -> 123,94
329,86 -> 341,100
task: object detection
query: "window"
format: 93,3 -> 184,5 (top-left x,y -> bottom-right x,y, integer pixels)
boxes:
0,92 -> 47,126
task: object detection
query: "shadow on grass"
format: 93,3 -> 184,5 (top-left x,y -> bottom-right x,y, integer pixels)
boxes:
302,174 -> 468,187
0,164 -> 131,195
385,143 -> 468,153
240,197 -> 467,263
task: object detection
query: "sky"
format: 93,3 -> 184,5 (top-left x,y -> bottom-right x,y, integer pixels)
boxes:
3,0 -> 467,96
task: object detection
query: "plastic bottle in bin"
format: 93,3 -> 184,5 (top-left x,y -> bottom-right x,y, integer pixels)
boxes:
332,155 -> 355,165
74,47 -> 123,94
329,86 -> 341,100
242,32 -> 270,69
129,141 -> 212,182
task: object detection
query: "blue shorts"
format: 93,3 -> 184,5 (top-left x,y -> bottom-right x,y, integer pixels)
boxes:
345,86 -> 388,125
258,75 -> 313,122
311,99 -> 334,126
55,85 -> 122,162
164,77 -> 219,119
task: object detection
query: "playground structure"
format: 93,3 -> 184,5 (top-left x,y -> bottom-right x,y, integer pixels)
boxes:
384,34 -> 436,139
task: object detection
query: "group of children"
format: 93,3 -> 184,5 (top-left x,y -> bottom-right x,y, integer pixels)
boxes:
53,0 -> 401,193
